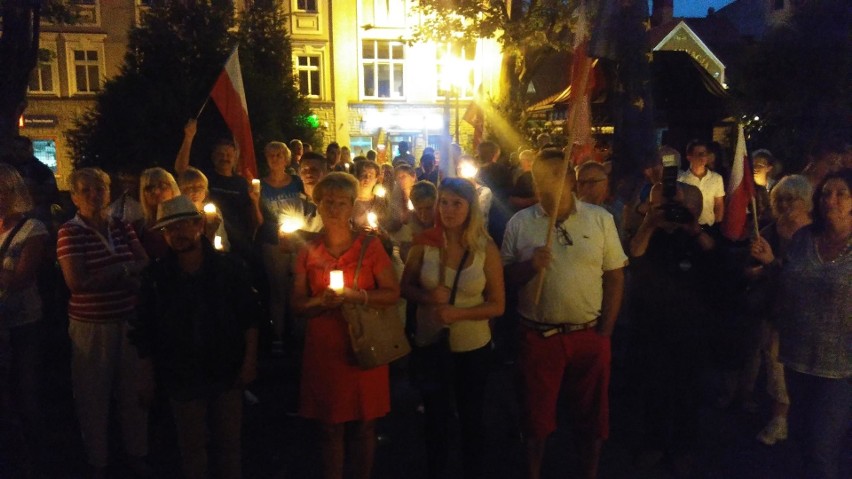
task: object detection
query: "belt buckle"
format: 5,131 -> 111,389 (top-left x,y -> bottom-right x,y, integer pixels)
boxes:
540,328 -> 560,338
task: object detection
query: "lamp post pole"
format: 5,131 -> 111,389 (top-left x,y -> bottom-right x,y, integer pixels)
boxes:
441,86 -> 451,180
454,87 -> 460,143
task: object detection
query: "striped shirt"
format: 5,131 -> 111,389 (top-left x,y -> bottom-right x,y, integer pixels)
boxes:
57,215 -> 139,322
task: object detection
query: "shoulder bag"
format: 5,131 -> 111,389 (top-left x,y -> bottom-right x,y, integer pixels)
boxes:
343,235 -> 411,369
0,218 -> 30,326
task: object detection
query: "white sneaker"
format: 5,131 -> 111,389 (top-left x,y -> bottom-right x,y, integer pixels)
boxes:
757,417 -> 788,445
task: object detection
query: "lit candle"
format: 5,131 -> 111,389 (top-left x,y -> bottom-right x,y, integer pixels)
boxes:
329,270 -> 344,293
214,235 -> 223,250
251,179 -> 261,193
367,211 -> 378,229
203,202 -> 217,222
459,161 -> 478,179
279,215 -> 305,234
407,199 -> 415,211
374,184 -> 387,198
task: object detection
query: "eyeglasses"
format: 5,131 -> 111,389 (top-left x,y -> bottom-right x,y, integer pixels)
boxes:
555,223 -> 573,246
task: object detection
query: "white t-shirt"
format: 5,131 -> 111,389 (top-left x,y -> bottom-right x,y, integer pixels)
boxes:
678,169 -> 724,226
501,200 -> 627,325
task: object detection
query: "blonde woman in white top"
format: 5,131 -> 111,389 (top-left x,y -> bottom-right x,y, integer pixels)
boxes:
401,177 -> 505,479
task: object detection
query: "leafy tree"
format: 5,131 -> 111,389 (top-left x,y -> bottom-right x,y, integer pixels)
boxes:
413,0 -> 585,126
68,0 -> 317,174
731,0 -> 850,172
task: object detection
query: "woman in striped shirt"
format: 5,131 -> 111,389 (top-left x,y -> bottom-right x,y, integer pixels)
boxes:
57,167 -> 151,479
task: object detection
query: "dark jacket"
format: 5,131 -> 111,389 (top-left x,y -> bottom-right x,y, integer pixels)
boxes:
131,239 -> 259,400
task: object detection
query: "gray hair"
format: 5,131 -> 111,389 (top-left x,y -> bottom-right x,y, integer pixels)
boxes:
68,167 -> 110,194
770,174 -> 813,217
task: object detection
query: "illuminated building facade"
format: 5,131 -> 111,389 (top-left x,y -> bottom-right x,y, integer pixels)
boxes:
283,0 -> 502,160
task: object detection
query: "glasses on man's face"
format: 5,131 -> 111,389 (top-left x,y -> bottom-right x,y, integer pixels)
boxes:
555,223 -> 573,246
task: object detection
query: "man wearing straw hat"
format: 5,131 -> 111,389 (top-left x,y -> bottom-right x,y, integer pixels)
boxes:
130,195 -> 259,479
501,148 -> 627,479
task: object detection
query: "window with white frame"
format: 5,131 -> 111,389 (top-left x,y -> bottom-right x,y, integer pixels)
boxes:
362,40 -> 404,99
295,55 -> 322,98
65,35 -> 105,95
295,0 -> 317,12
360,0 -> 407,27
28,45 -> 59,95
70,0 -> 100,25
436,42 -> 476,99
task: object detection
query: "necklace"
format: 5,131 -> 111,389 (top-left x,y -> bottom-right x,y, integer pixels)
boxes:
817,231 -> 852,262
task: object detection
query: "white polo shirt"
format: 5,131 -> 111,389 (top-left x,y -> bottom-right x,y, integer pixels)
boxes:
501,200 -> 628,325
678,169 -> 724,226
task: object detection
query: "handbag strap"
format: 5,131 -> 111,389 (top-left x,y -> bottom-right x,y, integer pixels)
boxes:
0,217 -> 28,260
352,234 -> 374,287
448,250 -> 470,306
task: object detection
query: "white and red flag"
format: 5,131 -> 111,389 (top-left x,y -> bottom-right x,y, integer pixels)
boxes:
210,47 -> 257,178
721,124 -> 755,241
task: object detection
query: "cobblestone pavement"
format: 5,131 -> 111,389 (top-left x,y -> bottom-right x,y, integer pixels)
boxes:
2,320 -> 849,479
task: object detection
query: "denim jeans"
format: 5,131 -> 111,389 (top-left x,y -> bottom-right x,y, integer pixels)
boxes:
786,369 -> 852,479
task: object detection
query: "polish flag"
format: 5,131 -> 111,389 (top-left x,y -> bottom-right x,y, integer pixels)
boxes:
211,47 -> 257,178
721,125 -> 755,241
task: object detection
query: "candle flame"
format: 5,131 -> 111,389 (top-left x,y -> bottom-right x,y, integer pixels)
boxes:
407,199 -> 415,211
367,211 -> 378,229
329,270 -> 344,292
214,235 -> 223,250
279,215 -> 305,234
203,203 -> 216,214
374,184 -> 387,198
459,161 -> 478,179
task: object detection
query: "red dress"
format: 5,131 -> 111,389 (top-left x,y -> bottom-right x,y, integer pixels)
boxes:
295,234 -> 392,423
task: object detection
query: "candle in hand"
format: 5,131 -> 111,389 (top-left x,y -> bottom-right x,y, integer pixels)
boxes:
407,199 -> 415,211
214,235 -> 223,250
251,179 -> 261,193
329,270 -> 344,293
203,203 -> 217,222
279,215 -> 305,234
374,184 -> 387,198
367,211 -> 378,229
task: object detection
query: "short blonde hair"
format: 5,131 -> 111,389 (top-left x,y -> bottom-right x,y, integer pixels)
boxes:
312,172 -> 358,204
68,167 -> 110,194
264,141 -> 290,158
0,164 -> 33,215
177,166 -> 209,190
140,167 -> 180,224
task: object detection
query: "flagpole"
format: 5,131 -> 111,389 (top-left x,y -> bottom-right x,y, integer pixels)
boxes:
750,196 -> 761,240
533,55 -> 593,305
195,96 -> 210,120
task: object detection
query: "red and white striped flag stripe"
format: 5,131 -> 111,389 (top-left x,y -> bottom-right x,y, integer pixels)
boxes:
210,47 -> 257,178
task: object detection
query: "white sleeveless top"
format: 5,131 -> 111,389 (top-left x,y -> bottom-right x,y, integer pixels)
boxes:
417,238 -> 491,352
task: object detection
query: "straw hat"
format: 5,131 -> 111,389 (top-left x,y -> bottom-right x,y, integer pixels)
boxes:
153,195 -> 201,229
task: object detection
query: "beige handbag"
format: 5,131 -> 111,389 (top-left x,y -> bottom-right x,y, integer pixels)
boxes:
342,235 -> 411,369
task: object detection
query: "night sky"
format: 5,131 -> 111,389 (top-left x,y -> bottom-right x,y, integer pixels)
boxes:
650,0 -> 736,18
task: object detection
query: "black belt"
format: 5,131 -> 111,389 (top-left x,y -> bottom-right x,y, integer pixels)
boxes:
520,317 -> 599,337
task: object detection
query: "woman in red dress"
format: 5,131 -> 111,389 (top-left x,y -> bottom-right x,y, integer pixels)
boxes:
292,172 -> 400,479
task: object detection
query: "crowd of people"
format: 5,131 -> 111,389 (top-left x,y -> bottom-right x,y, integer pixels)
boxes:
0,128 -> 849,479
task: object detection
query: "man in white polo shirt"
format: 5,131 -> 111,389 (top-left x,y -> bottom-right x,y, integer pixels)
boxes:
677,139 -> 725,227
502,148 -> 627,479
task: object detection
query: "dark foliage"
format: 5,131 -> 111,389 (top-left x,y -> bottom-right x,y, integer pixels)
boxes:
67,1 -> 317,175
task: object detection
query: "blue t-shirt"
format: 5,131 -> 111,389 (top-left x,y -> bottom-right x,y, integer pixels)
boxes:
258,176 -> 305,245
